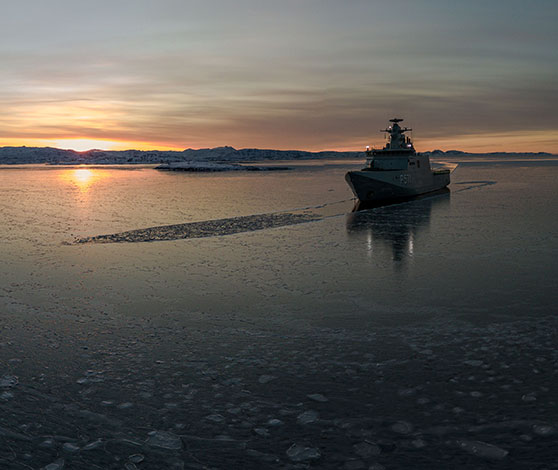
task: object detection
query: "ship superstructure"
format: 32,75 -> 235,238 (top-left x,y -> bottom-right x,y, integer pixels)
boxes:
345,118 -> 451,202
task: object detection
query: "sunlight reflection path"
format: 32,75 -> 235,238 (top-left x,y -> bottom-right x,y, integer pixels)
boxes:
60,167 -> 107,192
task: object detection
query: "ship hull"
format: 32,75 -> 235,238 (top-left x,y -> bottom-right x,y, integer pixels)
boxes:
345,169 -> 450,203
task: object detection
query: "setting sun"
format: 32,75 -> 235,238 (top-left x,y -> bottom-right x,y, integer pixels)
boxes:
47,138 -> 184,152
52,139 -> 122,152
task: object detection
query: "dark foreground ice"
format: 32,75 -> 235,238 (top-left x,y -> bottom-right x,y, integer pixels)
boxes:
1,314 -> 557,469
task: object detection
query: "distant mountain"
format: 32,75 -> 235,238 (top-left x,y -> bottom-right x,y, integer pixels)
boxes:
427,149 -> 554,158
0,145 -> 554,165
0,146 -> 361,164
0,146 -> 186,165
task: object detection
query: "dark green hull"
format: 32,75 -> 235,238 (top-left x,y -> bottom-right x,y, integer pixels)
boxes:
345,169 -> 450,202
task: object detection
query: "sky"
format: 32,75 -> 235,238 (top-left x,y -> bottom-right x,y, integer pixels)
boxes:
0,0 -> 557,152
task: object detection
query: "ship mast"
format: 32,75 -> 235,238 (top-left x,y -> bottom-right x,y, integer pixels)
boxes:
381,118 -> 413,150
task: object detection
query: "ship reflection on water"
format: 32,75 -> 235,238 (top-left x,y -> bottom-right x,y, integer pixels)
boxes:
346,189 -> 450,262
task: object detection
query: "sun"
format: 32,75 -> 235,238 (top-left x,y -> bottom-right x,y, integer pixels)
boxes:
46,138 -> 184,152
52,139 -> 121,152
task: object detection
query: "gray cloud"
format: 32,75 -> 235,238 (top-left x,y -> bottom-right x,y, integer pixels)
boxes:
0,0 -> 557,151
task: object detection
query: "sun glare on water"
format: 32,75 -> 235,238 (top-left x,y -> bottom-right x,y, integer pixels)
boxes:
73,168 -> 94,184
61,168 -> 109,193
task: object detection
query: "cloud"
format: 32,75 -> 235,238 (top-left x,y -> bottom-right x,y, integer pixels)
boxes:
0,1 -> 556,152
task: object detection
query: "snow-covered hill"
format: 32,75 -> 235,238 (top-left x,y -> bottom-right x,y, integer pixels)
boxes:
0,145 -> 554,165
0,146 -> 360,165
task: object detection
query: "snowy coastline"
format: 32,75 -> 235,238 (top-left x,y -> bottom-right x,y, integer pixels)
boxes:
0,146 -> 359,165
0,145 -> 555,166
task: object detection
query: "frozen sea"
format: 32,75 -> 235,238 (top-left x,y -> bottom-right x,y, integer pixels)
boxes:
0,157 -> 557,469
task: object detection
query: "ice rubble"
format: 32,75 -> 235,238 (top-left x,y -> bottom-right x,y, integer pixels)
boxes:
76,211 -> 320,244
1,312 -> 557,468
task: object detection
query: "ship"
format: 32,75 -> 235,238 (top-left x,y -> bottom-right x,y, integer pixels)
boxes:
345,118 -> 452,203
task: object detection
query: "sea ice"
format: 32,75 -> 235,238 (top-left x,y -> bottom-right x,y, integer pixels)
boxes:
205,413 -> 225,423
286,443 -> 321,462
532,424 -> 556,436
297,410 -> 319,425
0,375 -> 18,387
463,360 -> 484,367
77,212 -> 319,244
411,438 -> 427,449
253,427 -> 270,437
245,449 -> 280,463
258,374 -> 277,384
456,440 -> 508,460
307,393 -> 328,402
82,439 -> 103,451
62,442 -> 80,453
117,402 -> 134,409
0,426 -> 31,441
146,430 -> 183,450
343,459 -> 366,469
390,421 -> 414,434
353,441 -> 381,458
39,439 -> 56,449
128,454 -> 145,463
267,418 -> 284,426
42,459 -> 65,470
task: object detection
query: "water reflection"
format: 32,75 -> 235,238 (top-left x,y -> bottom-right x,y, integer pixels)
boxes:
60,167 -> 106,192
346,189 -> 450,262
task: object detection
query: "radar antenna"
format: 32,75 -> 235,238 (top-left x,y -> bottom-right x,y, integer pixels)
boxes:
378,117 -> 414,149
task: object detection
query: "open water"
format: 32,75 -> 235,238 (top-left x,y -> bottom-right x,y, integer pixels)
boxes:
0,158 -> 557,469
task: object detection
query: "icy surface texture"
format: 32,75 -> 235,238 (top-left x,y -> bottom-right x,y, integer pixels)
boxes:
0,158 -> 557,469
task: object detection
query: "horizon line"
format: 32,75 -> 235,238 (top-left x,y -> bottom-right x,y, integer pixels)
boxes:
0,144 -> 556,156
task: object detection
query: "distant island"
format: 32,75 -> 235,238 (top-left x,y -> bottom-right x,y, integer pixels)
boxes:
0,145 -> 555,165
